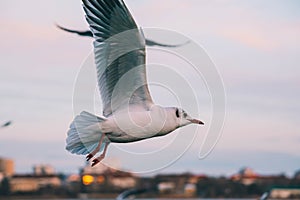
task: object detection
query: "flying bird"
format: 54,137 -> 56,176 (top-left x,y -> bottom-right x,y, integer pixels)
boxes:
66,0 -> 204,167
56,24 -> 190,48
56,24 -> 94,37
1,121 -> 12,128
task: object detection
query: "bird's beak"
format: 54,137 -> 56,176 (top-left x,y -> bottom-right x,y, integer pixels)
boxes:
188,119 -> 204,125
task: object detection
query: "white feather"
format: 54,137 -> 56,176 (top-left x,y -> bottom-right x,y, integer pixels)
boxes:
66,111 -> 109,155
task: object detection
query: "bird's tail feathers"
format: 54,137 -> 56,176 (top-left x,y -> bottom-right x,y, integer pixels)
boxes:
66,111 -> 107,155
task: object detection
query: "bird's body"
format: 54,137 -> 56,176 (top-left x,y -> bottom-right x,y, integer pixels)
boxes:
66,0 -> 203,167
96,105 -> 180,143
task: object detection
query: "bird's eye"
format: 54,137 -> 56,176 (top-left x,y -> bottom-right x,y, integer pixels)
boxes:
176,109 -> 180,118
183,112 -> 187,118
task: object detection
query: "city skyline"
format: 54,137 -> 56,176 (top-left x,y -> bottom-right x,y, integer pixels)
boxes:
0,0 -> 300,176
1,156 -> 300,178
2,157 -> 299,199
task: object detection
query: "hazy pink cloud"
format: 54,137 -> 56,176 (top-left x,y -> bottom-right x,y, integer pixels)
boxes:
218,20 -> 300,51
129,0 -> 300,53
220,29 -> 277,51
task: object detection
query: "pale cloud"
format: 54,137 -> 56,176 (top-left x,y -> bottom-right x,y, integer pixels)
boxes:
220,29 -> 277,51
127,0 -> 300,52
218,20 -> 300,51
0,19 -> 59,42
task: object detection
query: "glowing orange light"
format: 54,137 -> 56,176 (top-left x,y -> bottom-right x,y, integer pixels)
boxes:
97,175 -> 105,184
82,175 -> 94,185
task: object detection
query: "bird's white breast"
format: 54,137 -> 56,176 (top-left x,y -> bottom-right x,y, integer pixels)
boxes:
101,105 -> 177,141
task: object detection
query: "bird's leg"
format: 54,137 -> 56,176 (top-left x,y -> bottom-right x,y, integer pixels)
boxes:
91,142 -> 109,167
86,133 -> 105,161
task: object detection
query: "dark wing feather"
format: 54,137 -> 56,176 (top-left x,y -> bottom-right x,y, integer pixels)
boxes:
56,24 -> 190,47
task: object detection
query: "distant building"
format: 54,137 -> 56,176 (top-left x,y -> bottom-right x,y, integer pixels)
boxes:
230,167 -> 291,187
231,167 -> 258,185
67,174 -> 80,183
158,182 -> 175,193
33,164 -> 55,175
0,157 -> 14,177
108,170 -> 137,189
184,183 -> 197,196
294,170 -> 300,179
155,173 -> 204,196
9,174 -> 62,193
270,187 -> 300,199
79,161 -> 138,193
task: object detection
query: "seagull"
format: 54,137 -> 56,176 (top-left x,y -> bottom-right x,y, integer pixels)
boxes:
56,24 -> 190,48
1,121 -> 12,128
66,0 -> 204,167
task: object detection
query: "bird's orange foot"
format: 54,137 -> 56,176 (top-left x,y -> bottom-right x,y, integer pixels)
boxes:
86,154 -> 93,161
91,159 -> 100,167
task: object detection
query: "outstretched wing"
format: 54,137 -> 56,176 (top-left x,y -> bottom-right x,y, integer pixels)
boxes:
82,0 -> 153,117
56,24 -> 190,47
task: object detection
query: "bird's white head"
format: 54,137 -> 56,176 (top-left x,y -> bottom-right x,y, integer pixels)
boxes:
174,107 -> 204,127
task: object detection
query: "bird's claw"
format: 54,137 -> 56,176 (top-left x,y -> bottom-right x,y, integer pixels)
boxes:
91,159 -> 100,167
86,154 -> 93,161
